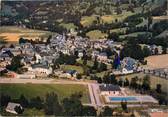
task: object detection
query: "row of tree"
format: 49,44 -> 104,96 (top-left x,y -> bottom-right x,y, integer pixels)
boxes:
0,92 -> 119,116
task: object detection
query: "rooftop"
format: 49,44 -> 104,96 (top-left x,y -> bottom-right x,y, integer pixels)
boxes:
99,84 -> 121,91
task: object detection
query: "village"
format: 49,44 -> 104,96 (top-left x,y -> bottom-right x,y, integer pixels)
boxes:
1,32 -> 168,116
0,0 -> 168,116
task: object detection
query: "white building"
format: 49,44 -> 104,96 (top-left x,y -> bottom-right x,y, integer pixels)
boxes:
5,102 -> 23,114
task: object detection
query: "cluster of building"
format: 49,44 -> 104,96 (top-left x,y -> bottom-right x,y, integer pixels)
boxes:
1,33 -> 165,79
0,34 -> 122,78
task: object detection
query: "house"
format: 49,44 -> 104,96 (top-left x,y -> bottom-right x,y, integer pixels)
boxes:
0,50 -> 13,61
18,74 -> 35,79
65,70 -> 77,78
121,68 -> 134,74
29,64 -> 52,77
78,51 -> 84,58
92,51 -> 108,62
150,45 -> 163,55
5,102 -> 23,114
121,57 -> 138,74
99,84 -> 121,95
97,52 -> 108,62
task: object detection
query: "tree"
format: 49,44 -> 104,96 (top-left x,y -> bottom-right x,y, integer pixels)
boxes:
82,106 -> 97,116
19,94 -> 29,108
9,44 -> 15,48
124,78 -> 129,87
130,76 -> 138,89
156,84 -> 162,93
76,73 -> 82,80
101,106 -> 113,116
120,38 -> 144,60
62,93 -> 83,116
97,77 -> 103,84
83,58 -> 87,65
0,69 -> 8,76
108,33 -> 119,41
14,106 -> 24,114
46,35 -> 52,45
30,96 -> 43,109
45,92 -> 62,115
102,72 -> 110,84
103,47 -> 113,58
162,47 -> 167,54
118,78 -> 123,87
121,101 -> 128,112
98,62 -> 107,72
142,75 -> 150,91
0,94 -> 11,107
55,53 -> 76,65
0,38 -> 7,44
110,74 -> 117,85
143,46 -> 151,57
154,48 -> 158,55
19,37 -> 29,44
92,57 -> 98,70
6,55 -> 24,72
74,50 -> 79,58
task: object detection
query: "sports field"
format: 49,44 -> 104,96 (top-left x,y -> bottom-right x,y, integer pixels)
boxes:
0,84 -> 90,103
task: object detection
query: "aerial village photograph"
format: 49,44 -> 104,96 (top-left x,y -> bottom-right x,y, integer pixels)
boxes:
0,0 -> 168,116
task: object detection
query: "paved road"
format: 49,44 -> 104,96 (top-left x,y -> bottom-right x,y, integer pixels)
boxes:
88,84 -> 96,105
91,83 -> 102,107
0,78 -> 89,85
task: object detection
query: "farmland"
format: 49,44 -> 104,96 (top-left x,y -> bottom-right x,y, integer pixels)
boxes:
145,54 -> 168,69
0,26 -> 53,42
86,30 -> 107,39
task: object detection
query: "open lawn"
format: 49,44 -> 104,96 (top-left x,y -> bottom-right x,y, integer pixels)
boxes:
110,27 -> 127,33
80,16 -> 97,27
0,84 -> 90,103
59,23 -> 77,30
86,30 -> 107,39
101,11 -> 134,24
77,59 -> 94,68
119,32 -> 152,39
0,26 -> 53,42
60,65 -> 84,74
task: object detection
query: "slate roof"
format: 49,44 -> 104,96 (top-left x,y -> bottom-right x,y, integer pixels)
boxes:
99,84 -> 121,91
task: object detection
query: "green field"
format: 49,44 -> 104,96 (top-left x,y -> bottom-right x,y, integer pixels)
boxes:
80,16 -> 97,27
110,27 -> 127,33
0,84 -> 90,103
101,12 -> 134,23
60,65 -> 84,74
86,30 -> 107,39
59,23 -> 77,30
119,32 -> 152,39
